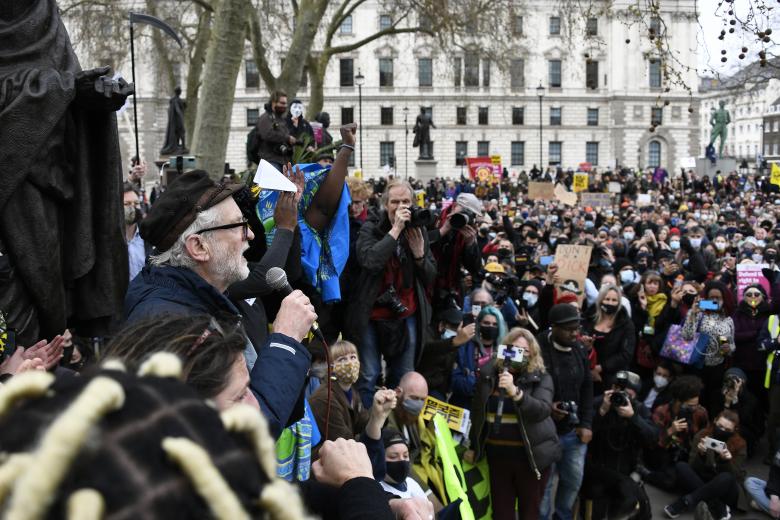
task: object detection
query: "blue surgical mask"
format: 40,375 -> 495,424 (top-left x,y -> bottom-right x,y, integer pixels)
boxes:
523,293 -> 538,307
670,240 -> 681,251
620,270 -> 635,284
521,211 -> 529,219
584,221 -> 595,229
623,232 -> 635,241
442,329 -> 457,340
550,215 -> 559,223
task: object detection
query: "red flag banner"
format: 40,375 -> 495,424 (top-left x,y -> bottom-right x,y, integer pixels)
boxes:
466,157 -> 501,185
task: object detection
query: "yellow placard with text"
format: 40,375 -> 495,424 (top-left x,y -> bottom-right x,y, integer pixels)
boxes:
353,169 -> 363,179
421,395 -> 470,435
573,173 -> 589,192
771,163 -> 780,187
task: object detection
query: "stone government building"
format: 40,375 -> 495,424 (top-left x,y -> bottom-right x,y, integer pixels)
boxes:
74,0 -> 702,180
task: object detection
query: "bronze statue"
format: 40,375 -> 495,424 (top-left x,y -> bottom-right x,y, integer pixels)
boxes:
160,86 -> 188,155
413,107 -> 435,159
0,0 -> 132,344
709,100 -> 731,159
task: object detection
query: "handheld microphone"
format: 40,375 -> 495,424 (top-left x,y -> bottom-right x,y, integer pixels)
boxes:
493,351 -> 514,434
265,267 -> 325,342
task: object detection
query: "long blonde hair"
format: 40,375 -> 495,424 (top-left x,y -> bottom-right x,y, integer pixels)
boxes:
595,283 -> 623,324
501,327 -> 546,373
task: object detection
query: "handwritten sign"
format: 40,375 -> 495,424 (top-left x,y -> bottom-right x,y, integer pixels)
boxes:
737,264 -> 770,302
554,183 -> 577,206
528,182 -> 555,200
608,182 -> 622,194
579,192 -> 613,209
573,173 -> 588,192
636,193 -> 652,206
421,395 -> 471,436
553,245 -> 593,304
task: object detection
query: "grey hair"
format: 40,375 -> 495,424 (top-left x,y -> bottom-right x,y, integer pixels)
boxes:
150,206 -> 222,268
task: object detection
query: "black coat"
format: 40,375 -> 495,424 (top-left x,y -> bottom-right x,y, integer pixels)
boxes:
470,360 -> 561,473
584,307 -> 636,388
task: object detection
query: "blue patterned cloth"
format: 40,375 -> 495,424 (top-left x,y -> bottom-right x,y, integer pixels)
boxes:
257,163 -> 350,303
276,398 -> 322,482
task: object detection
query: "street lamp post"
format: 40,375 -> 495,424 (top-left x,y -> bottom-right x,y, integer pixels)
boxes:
355,69 -> 365,171
403,107 -> 409,179
536,82 -> 544,171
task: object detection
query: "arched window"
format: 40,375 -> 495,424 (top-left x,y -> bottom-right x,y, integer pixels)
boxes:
648,140 -> 661,168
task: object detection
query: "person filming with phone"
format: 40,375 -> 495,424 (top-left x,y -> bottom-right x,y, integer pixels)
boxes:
682,280 -> 736,414
662,410 -> 747,519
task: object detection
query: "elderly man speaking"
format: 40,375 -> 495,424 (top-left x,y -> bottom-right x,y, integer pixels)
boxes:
124,170 -> 316,438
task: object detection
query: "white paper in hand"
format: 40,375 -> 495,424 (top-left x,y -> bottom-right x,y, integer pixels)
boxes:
253,160 -> 297,192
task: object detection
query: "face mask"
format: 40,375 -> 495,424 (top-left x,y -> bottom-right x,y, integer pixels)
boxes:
402,397 -> 425,416
715,241 -> 727,251
480,325 -> 499,341
682,293 -> 696,306
290,103 -> 304,118
713,426 -> 733,442
549,238 -> 557,246
584,221 -> 595,229
689,238 -> 702,249
682,259 -> 690,267
748,298 -> 761,308
333,359 -> 360,386
767,252 -> 778,263
600,303 -> 619,315
498,248 -> 512,259
386,460 -> 411,483
124,206 -> 137,225
753,254 -> 764,263
623,232 -> 635,241
550,215 -> 559,223
620,270 -> 635,284
521,211 -> 529,219
654,375 -> 669,389
442,328 -> 457,340
670,240 -> 681,251
523,293 -> 538,307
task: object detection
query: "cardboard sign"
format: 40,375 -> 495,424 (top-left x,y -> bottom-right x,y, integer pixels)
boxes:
737,264 -> 770,302
636,193 -> 652,206
421,395 -> 471,436
528,182 -> 555,200
554,183 -> 577,206
553,244 -> 593,304
608,182 -> 622,194
579,192 -> 613,209
573,173 -> 589,192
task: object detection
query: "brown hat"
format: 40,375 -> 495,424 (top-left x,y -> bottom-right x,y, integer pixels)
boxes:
140,170 -> 243,252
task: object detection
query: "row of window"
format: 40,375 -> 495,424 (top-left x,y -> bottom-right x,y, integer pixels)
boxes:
246,56 -> 661,91
373,141 -> 601,167
245,105 -> 668,128
338,13 -> 662,38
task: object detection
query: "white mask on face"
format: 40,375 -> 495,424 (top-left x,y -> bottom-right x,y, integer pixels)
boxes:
670,240 -> 681,251
623,232 -> 635,241
689,238 -> 702,249
620,270 -> 635,284
523,292 -> 538,307
715,241 -> 727,251
653,375 -> 669,389
290,103 -> 303,118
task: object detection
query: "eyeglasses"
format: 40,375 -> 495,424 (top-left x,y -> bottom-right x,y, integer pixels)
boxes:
194,219 -> 250,241
744,291 -> 762,298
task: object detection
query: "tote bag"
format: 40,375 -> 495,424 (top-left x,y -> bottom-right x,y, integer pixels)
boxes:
659,323 -> 709,369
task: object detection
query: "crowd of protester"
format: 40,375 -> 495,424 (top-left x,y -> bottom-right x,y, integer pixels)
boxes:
7,91 -> 780,519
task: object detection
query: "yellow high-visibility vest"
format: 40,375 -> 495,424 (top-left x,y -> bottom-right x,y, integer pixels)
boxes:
765,315 -> 780,389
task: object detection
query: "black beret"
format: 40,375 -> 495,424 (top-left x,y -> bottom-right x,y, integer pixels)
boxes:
139,170 -> 243,252
548,303 -> 580,325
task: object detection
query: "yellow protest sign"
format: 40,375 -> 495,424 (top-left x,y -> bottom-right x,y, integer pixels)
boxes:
421,395 -> 471,436
415,190 -> 426,208
771,163 -> 780,187
573,173 -> 589,192
353,169 -> 363,179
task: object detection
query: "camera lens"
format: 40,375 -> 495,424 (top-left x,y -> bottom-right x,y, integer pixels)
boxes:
450,213 -> 468,229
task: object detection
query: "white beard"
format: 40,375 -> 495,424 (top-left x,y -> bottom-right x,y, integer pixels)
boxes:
209,239 -> 249,288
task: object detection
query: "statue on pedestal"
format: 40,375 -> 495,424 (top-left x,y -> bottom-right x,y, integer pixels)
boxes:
160,86 -> 188,155
708,100 -> 731,159
413,107 -> 435,160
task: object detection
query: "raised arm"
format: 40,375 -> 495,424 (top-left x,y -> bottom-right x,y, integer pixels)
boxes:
305,123 -> 357,233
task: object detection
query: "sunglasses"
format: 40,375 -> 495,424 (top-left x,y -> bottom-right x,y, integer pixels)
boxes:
194,218 -> 250,241
744,291 -> 762,298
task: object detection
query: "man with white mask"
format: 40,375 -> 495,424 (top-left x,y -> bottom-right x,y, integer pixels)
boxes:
286,98 -> 315,153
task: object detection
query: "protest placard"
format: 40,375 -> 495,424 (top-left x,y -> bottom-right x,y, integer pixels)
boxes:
422,395 -> 471,436
573,173 -> 589,192
528,182 -> 555,200
636,193 -> 652,206
608,182 -> 622,194
736,264 -> 770,301
554,183 -> 577,206
553,244 -> 593,304
579,192 -> 613,209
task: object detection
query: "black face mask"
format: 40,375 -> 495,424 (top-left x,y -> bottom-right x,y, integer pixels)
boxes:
480,325 -> 498,341
600,303 -> 619,315
713,426 -> 733,442
682,293 -> 696,307
386,460 -> 411,483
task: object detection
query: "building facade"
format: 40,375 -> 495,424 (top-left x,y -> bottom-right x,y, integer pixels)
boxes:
77,0 -> 701,180
764,96 -> 780,165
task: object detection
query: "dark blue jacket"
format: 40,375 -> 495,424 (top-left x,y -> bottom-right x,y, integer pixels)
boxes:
450,339 -> 483,409
124,265 -> 310,438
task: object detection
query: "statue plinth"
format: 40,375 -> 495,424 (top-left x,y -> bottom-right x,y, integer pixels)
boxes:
695,157 -> 738,179
414,159 -> 438,181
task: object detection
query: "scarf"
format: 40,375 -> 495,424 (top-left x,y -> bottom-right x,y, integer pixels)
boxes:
646,293 -> 668,327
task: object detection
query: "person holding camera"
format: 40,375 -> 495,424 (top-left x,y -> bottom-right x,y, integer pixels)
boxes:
255,90 -> 297,170
583,370 -> 658,519
417,308 -> 476,401
450,306 -> 507,408
662,410 -> 747,520
465,327 -> 561,520
347,179 -> 436,409
710,367 -> 763,457
537,304 -> 594,520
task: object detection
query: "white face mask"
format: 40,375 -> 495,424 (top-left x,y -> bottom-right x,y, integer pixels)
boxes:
714,241 -> 727,251
689,238 -> 702,249
442,329 -> 457,340
290,103 -> 304,118
620,270 -> 635,284
653,375 -> 669,389
623,232 -> 635,241
670,240 -> 681,251
523,293 -> 538,307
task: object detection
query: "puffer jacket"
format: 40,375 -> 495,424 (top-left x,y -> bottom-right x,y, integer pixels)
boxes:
470,359 -> 561,474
